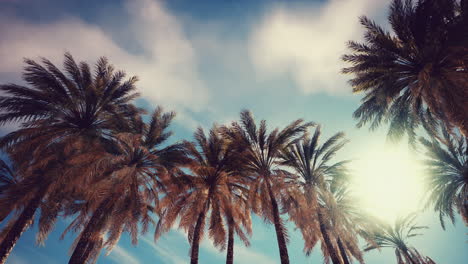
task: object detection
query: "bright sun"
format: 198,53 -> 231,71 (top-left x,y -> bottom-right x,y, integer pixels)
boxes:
351,142 -> 425,222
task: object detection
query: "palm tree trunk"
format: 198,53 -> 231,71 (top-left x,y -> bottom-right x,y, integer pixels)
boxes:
226,223 -> 234,264
402,249 -> 418,264
266,179 -> 290,264
337,238 -> 350,264
317,209 -> 342,264
190,208 -> 207,264
69,198 -> 110,264
0,185 -> 47,264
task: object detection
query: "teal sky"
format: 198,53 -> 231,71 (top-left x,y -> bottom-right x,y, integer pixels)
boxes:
0,0 -> 467,263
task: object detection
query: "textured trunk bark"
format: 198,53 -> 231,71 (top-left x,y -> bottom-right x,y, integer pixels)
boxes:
403,249 -> 419,264
266,179 -> 290,264
0,185 -> 46,264
337,238 -> 350,264
226,224 -> 234,264
317,209 -> 342,264
69,198 -> 110,264
190,209 -> 207,264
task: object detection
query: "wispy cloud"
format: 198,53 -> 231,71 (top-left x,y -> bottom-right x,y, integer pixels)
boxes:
8,253 -> 28,264
108,245 -> 141,264
249,0 -> 387,95
141,233 -> 187,264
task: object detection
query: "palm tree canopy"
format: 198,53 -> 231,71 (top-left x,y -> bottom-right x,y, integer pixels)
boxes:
419,123 -> 467,227
61,107 -> 188,262
0,53 -> 142,243
363,214 -> 434,264
0,52 -> 140,159
156,125 -> 251,250
363,213 -> 426,251
279,126 -> 354,259
222,110 -> 315,175
342,0 -> 468,141
279,125 -> 349,186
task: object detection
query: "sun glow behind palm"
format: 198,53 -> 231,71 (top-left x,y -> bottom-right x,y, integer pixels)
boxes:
352,143 -> 425,223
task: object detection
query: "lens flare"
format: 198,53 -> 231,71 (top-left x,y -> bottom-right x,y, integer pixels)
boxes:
351,143 -> 424,222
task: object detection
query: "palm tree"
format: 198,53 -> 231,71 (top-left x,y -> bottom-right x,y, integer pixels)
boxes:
320,175 -> 372,264
279,126 -> 349,264
419,123 -> 467,228
342,0 -> 468,141
221,110 -> 313,264
0,53 -> 139,263
224,186 -> 252,264
155,126 -> 250,264
363,214 -> 435,264
62,107 -> 188,264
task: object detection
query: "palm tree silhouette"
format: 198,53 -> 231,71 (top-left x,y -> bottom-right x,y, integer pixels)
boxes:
64,107 -> 187,264
342,0 -> 468,141
363,214 -> 435,264
419,121 -> 467,227
222,110 -> 313,264
280,126 -> 349,264
155,125 -> 250,264
0,53 -> 139,264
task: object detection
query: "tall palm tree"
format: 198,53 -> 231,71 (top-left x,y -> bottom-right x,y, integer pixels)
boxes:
224,186 -> 252,264
279,126 -> 349,264
320,175 -> 372,264
419,123 -> 467,228
342,0 -> 468,141
62,107 -> 188,264
155,126 -> 250,264
0,53 -> 139,263
363,214 -> 435,264
221,110 -> 313,264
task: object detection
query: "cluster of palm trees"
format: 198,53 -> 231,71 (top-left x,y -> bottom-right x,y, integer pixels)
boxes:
0,0 -> 466,263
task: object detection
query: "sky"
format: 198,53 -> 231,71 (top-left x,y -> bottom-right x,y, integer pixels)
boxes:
0,0 -> 467,263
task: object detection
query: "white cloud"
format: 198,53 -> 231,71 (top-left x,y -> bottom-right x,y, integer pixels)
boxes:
108,245 -> 141,264
8,254 -> 28,264
0,0 -> 208,113
249,0 -> 387,95
141,233 -> 187,264
234,243 -> 276,264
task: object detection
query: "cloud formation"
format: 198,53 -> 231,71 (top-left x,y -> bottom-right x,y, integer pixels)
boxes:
0,0 -> 208,112
249,0 -> 387,95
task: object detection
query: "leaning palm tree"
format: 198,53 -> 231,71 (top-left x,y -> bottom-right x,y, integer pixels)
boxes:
279,126 -> 350,264
62,107 -> 188,264
419,123 -> 467,228
155,126 -> 251,264
0,53 -> 139,263
221,110 -> 313,264
363,214 -> 435,264
342,0 -> 468,141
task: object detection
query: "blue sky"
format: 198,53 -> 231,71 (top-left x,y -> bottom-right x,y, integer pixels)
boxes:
0,0 -> 467,263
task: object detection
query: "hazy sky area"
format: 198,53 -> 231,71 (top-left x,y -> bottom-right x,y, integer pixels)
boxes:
0,0 -> 467,263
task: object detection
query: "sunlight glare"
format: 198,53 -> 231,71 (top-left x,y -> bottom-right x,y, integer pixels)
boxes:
351,143 -> 424,223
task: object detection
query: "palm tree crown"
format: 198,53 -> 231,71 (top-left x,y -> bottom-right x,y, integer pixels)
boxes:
363,214 -> 435,264
221,110 -> 314,264
280,126 -> 351,263
156,125 -> 250,264
342,0 -> 468,141
419,123 -> 467,227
